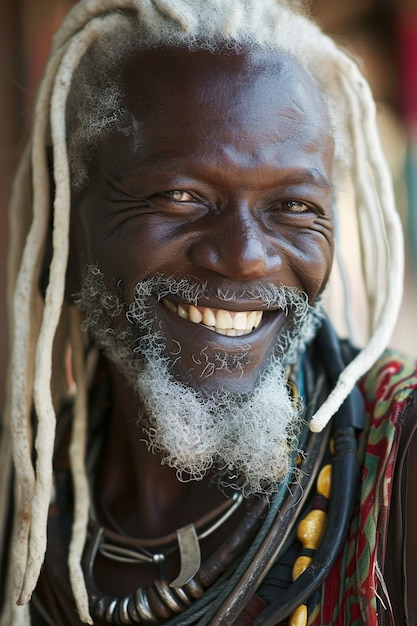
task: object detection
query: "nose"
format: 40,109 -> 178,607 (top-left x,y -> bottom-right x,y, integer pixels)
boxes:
188,209 -> 281,281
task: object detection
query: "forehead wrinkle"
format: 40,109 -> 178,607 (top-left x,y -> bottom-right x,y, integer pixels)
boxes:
111,120 -> 330,175
122,95 -> 330,173
104,129 -> 330,186
121,47 -> 328,123
95,48 -> 334,194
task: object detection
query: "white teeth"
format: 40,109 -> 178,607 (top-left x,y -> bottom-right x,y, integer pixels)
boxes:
254,311 -> 263,328
177,304 -> 188,319
189,305 -> 203,323
232,311 -> 247,331
161,298 -> 264,336
216,310 -> 233,330
246,311 -> 256,328
202,307 -> 216,327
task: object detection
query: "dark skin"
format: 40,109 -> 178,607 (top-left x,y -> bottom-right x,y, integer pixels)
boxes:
63,47 -> 417,617
67,47 -> 336,593
69,47 -> 334,393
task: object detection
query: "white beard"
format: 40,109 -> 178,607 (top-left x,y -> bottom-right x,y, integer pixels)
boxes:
77,265 -> 324,495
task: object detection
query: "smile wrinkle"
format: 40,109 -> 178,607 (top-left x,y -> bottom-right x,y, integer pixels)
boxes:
161,298 -> 263,336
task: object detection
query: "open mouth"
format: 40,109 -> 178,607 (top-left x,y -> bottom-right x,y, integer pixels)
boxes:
161,298 -> 264,336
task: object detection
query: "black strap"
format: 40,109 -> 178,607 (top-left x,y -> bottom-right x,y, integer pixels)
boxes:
254,318 -> 363,625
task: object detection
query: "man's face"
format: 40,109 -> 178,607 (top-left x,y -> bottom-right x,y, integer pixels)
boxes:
72,46 -> 334,394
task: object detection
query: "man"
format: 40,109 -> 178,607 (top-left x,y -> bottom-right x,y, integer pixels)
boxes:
1,1 -> 416,625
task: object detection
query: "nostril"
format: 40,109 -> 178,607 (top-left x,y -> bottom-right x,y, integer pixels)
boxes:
188,238 -> 221,269
188,233 -> 279,281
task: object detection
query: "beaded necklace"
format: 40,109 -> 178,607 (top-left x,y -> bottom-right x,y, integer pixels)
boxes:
83,420 -> 333,625
289,461 -> 332,626
83,494 -> 269,623
251,319 -> 363,626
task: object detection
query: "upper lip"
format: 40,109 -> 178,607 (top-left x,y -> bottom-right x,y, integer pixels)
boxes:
157,295 -> 279,313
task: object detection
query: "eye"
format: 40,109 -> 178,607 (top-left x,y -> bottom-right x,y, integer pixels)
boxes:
284,200 -> 310,213
164,190 -> 195,202
147,187 -> 207,219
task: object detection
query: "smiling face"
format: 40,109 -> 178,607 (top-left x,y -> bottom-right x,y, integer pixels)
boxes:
70,45 -> 334,394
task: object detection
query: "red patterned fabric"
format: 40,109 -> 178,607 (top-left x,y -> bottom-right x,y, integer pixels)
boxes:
309,350 -> 417,625
30,350 -> 417,626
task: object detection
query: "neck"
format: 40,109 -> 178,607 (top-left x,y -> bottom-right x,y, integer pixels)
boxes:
95,359 -> 232,538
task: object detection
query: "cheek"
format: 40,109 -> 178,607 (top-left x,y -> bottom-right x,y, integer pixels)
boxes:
93,217 -> 185,270
291,230 -> 334,300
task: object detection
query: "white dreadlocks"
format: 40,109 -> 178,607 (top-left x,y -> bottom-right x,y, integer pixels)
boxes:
0,1 -> 404,624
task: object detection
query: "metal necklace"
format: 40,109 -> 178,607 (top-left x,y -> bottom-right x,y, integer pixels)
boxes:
83,494 -> 269,624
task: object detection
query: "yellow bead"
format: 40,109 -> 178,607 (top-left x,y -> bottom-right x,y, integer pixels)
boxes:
289,604 -> 308,626
292,555 -> 312,580
296,509 -> 327,549
317,464 -> 332,499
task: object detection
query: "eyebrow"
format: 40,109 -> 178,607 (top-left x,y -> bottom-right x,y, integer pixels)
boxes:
276,168 -> 332,190
106,157 -> 332,193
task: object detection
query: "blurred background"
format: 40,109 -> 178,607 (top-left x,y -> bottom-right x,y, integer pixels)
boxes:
0,0 -> 416,412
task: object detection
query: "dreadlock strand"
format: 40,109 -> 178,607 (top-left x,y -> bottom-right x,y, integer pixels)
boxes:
310,48 -> 404,432
51,0 -> 136,53
310,62 -> 403,434
218,1 -> 243,38
151,0 -> 197,32
68,307 -> 92,624
355,82 -> 390,330
0,142 -> 31,595
340,64 -> 387,333
0,601 -> 30,626
0,159 -> 33,626
323,59 -> 376,332
19,15 -> 118,604
352,58 -> 403,323
323,49 -> 383,342
330,202 -> 358,343
6,144 -> 32,305
310,226 -> 403,433
2,2 -> 406,622
9,42 -> 70,608
357,59 -> 401,262
343,94 -> 378,338
132,0 -> 157,24
359,56 -> 405,346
